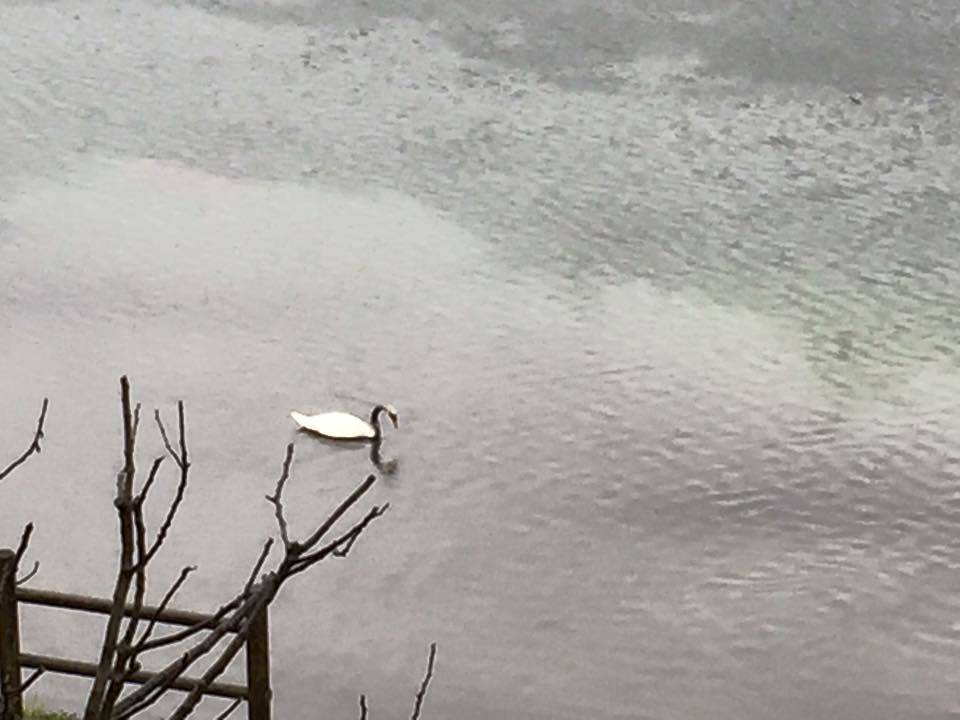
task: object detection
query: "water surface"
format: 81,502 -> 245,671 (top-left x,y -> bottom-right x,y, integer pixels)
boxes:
2,2 -> 959,719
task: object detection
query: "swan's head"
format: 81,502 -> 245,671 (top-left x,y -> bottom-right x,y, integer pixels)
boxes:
385,404 -> 399,428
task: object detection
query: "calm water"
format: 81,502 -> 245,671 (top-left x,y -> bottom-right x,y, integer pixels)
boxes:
2,2 -> 960,718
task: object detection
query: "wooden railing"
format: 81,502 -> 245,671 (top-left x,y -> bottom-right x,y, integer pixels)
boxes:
0,549 -> 270,720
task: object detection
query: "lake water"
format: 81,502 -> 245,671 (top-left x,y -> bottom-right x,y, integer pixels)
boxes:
2,1 -> 960,719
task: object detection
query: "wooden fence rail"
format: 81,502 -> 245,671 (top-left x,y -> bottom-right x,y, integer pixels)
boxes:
0,549 -> 271,720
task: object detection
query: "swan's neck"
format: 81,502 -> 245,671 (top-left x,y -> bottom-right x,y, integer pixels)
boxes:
369,405 -> 388,440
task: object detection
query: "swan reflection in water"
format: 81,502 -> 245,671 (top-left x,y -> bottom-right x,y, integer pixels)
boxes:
369,438 -> 399,476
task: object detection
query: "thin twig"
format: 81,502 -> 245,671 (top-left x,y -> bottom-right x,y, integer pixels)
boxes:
132,565 -> 197,654
0,397 -> 49,482
264,444 -> 295,549
410,643 -> 438,720
244,539 -> 274,595
177,401 -> 188,468
16,561 -> 40,586
359,694 -> 368,720
155,408 -> 179,466
136,456 -> 165,503
212,697 -> 243,720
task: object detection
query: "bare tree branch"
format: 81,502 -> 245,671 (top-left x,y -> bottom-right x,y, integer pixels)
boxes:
410,643 -> 438,720
116,470 -> 387,720
16,561 -> 40,586
359,694 -> 368,720
0,397 -> 48,482
212,697 -> 242,720
83,376 -> 138,720
101,497 -> 150,716
264,444 -> 295,550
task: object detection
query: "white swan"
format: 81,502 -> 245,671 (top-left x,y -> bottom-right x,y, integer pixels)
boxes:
290,404 -> 398,441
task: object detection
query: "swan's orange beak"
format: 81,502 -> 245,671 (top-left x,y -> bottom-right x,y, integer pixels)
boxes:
388,410 -> 399,428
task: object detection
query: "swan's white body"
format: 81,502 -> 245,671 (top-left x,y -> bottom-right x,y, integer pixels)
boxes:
290,405 -> 398,441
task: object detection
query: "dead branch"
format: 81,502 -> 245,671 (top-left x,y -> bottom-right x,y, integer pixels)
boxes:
83,377 -> 139,720
98,395 -> 193,719
113,447 -> 387,720
410,643 -> 437,720
359,694 -> 368,720
0,397 -> 48,482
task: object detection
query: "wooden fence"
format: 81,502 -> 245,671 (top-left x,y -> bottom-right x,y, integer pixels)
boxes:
0,549 -> 270,720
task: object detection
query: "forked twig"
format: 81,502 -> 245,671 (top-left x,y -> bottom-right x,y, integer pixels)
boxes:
144,404 -> 190,565
264,444 -> 295,549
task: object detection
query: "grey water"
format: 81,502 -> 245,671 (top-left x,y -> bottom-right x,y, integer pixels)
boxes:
1,1 -> 960,718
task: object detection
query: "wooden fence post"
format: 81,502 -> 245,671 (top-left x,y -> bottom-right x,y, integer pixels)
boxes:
245,606 -> 271,720
0,549 -> 24,720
